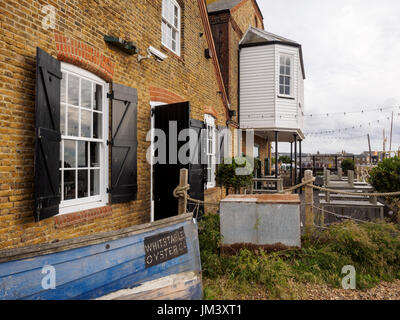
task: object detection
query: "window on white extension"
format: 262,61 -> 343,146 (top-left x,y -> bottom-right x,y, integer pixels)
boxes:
59,63 -> 109,215
279,54 -> 293,97
205,114 -> 216,189
162,0 -> 181,55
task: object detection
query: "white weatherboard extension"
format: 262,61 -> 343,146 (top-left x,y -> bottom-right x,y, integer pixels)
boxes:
220,195 -> 301,248
239,27 -> 305,142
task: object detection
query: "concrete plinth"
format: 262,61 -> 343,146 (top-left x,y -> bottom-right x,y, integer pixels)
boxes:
220,194 -> 301,248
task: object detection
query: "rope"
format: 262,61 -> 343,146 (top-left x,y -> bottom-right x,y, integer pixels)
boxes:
172,177 -> 400,212
279,178 -> 316,193
310,185 -> 400,197
312,204 -> 379,224
173,185 -> 221,207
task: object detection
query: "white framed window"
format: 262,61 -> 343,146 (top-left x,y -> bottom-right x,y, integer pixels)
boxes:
162,0 -> 181,56
279,54 -> 293,97
59,63 -> 109,215
205,114 -> 216,189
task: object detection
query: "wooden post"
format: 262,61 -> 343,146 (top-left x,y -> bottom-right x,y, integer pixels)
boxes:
178,169 -> 188,215
325,169 -> 330,186
348,170 -> 354,188
325,190 -> 331,203
277,179 -> 283,192
338,167 -> 343,180
304,170 -> 314,236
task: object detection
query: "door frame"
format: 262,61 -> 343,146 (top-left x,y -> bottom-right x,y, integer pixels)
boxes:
149,101 -> 167,222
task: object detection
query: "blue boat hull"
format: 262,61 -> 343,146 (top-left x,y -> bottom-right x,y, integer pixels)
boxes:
0,214 -> 202,300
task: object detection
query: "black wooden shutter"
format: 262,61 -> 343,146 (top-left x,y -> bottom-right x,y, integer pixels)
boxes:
217,125 -> 227,164
34,48 -> 62,222
109,84 -> 138,204
188,119 -> 205,214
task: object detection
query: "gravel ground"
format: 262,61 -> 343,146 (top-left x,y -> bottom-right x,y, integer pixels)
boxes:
303,280 -> 400,300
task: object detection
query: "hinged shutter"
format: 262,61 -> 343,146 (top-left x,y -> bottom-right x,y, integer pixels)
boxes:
34,48 -> 62,222
110,83 -> 138,204
188,119 -> 205,214
217,125 -> 227,164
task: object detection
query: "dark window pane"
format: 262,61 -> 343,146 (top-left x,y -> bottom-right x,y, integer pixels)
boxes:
78,170 -> 89,198
64,140 -> 76,168
93,112 -> 102,139
285,86 -> 290,95
90,169 -> 100,196
59,170 -> 62,197
60,142 -> 63,168
90,142 -> 100,168
280,66 -> 285,75
68,106 -> 79,136
68,74 -> 79,106
285,77 -> 290,85
78,141 -> 88,168
94,84 -> 103,111
279,76 -> 284,85
279,86 -> 285,95
81,79 -> 92,109
61,103 -> 66,135
81,110 -> 91,138
61,73 -> 66,103
64,170 -> 76,200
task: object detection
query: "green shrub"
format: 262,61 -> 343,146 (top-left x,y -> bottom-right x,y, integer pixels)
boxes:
215,157 -> 256,194
368,157 -> 400,196
341,158 -> 355,174
279,155 -> 292,164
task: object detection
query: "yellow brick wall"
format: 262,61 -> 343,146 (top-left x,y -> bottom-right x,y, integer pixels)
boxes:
0,0 -> 228,250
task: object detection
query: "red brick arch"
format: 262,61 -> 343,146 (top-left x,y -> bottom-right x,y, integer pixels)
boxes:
203,105 -> 219,119
149,87 -> 186,104
54,32 -> 115,82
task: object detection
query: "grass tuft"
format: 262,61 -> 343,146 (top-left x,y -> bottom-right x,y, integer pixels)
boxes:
198,213 -> 400,299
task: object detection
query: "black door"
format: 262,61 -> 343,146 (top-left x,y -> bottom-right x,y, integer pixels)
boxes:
153,102 -> 190,221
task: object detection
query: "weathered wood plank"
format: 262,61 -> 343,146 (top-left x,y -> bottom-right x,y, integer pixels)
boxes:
0,213 -> 193,263
97,271 -> 202,300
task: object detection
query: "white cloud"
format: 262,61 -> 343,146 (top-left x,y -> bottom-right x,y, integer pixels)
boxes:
258,0 -> 400,153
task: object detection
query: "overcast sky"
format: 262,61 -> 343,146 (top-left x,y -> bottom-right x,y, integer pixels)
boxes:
258,0 -> 400,154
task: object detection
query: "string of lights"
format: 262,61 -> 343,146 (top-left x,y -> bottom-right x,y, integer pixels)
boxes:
305,115 -> 393,136
304,105 -> 400,118
306,134 -> 368,141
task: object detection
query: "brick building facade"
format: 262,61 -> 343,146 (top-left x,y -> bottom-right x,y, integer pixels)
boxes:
207,0 -> 271,175
0,0 -> 236,250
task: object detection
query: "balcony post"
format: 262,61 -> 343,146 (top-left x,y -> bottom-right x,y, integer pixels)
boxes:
275,131 -> 279,180
293,134 -> 297,189
290,142 -> 293,181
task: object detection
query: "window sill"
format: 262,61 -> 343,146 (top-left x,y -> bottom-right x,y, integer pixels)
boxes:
160,45 -> 184,62
55,205 -> 112,229
277,95 -> 295,100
